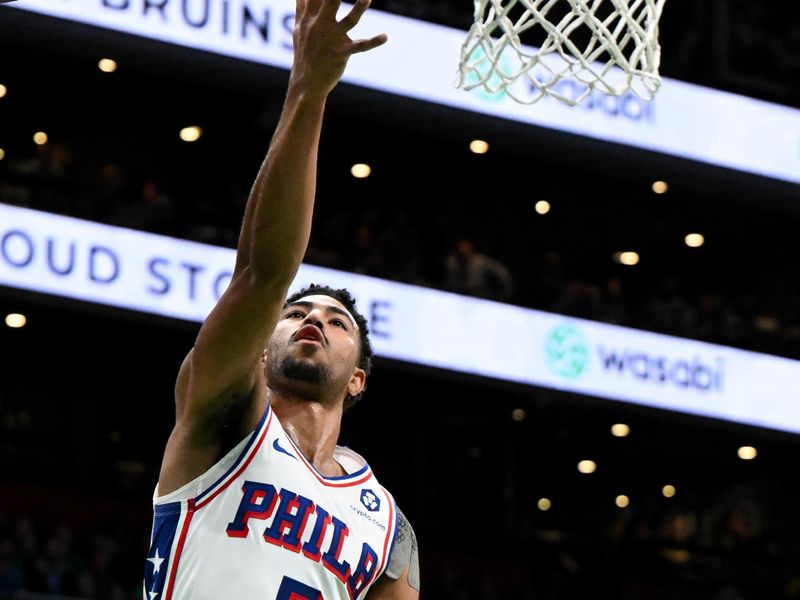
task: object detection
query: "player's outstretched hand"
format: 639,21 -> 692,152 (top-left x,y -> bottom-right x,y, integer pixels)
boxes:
291,0 -> 387,99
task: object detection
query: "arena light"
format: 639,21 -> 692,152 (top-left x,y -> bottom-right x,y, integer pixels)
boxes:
662,484 -> 676,498
537,498 -> 552,511
98,58 -> 118,73
33,131 -> 48,145
179,126 -> 202,142
685,233 -> 705,248
469,139 -> 489,154
611,423 -> 630,437
351,163 -> 371,179
0,148 -> 5,161
615,494 -> 630,508
577,460 -> 596,474
0,84 -> 6,98
652,180 -> 668,194
613,251 -> 640,266
535,200 -> 551,215
737,446 -> 757,460
661,548 -> 690,564
5,313 -> 27,328
511,408 -> 526,421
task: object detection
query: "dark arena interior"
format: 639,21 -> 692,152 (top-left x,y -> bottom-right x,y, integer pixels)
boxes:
1,0 -> 800,598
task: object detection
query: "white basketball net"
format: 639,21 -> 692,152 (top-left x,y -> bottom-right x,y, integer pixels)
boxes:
458,0 -> 666,106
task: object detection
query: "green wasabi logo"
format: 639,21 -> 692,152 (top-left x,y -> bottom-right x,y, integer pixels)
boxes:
545,324 -> 590,379
464,46 -> 511,103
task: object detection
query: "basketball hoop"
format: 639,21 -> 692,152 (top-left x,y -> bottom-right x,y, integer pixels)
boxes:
458,0 -> 667,106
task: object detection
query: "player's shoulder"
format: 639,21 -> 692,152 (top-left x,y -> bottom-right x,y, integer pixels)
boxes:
335,446 -> 418,589
383,507 -> 420,592
333,444 -> 370,474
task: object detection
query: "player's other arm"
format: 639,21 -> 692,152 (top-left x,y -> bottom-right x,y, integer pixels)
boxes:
367,510 -> 420,600
163,0 -> 387,483
366,564 -> 419,600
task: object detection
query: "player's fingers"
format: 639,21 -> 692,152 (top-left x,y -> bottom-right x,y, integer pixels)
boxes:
319,0 -> 342,18
306,0 -> 323,16
350,33 -> 388,54
339,0 -> 372,32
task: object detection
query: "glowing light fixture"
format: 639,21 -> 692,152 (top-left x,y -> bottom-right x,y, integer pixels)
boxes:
5,313 -> 27,328
614,251 -> 640,266
98,58 -> 118,73
652,180 -> 668,194
180,126 -> 202,142
685,233 -> 705,248
611,423 -> 630,437
469,139 -> 489,154
737,446 -> 757,460
351,163 -> 371,178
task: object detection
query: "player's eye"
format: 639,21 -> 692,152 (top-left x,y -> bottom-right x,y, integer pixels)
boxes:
332,319 -> 347,330
286,311 -> 304,319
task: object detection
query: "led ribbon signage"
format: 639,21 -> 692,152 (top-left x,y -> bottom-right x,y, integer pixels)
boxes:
4,0 -> 800,184
2,202 -> 799,434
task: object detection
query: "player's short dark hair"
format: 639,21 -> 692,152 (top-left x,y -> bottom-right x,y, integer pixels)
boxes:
284,284 -> 373,410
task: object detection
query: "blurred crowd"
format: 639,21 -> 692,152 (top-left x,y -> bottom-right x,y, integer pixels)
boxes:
1,142 -> 798,361
0,510 -> 144,600
2,478 -> 799,600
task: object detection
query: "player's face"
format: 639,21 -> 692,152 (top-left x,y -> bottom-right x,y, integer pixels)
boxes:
265,295 -> 364,402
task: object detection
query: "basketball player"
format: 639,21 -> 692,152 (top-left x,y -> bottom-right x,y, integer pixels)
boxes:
142,0 -> 419,598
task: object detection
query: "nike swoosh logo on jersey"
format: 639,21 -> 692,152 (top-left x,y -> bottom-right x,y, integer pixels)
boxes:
272,437 -> 297,460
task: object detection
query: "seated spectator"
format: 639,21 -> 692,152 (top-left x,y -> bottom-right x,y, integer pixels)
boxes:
444,238 -> 515,301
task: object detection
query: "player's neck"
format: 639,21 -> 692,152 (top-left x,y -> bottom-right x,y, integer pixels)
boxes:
268,390 -> 346,477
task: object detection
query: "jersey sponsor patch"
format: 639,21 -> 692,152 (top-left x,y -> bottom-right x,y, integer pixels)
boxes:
359,489 -> 380,512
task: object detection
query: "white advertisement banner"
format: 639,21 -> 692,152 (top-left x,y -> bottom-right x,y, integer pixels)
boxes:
2,202 -> 799,433
5,0 -> 800,185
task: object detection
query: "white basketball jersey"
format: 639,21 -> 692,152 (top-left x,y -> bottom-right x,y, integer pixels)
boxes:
143,404 -> 398,600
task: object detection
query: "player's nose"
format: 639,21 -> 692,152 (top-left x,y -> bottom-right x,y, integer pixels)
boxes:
302,308 -> 325,329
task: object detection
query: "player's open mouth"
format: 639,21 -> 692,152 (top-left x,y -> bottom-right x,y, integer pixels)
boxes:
293,325 -> 326,346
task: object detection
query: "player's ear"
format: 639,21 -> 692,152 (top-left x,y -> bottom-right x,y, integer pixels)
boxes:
347,368 -> 366,398
260,349 -> 268,365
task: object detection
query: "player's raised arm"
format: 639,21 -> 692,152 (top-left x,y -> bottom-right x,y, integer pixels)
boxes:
164,0 -> 387,486
232,0 -> 387,280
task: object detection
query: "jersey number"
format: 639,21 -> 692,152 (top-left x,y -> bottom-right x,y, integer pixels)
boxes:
276,575 -> 323,600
